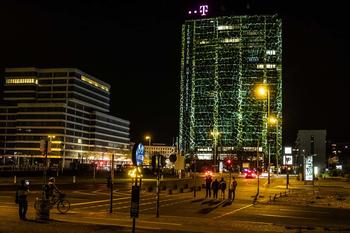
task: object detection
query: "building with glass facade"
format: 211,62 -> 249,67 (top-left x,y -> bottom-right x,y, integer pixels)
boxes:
0,67 -> 130,168
179,15 -> 282,167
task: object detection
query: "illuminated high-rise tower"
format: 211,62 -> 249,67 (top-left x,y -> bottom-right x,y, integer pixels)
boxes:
179,15 -> 282,166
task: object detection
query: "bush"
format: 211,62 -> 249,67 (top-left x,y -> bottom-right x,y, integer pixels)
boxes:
327,169 -> 343,177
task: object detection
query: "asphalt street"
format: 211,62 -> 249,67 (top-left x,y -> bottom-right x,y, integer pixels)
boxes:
1,175 -> 350,232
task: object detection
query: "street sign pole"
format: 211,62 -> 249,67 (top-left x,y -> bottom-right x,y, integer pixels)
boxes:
110,153 -> 114,213
156,155 -> 160,218
286,166 -> 290,189
193,157 -> 196,198
131,143 -> 144,233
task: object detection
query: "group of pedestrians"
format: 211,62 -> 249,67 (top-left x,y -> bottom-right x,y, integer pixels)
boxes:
15,177 -> 61,221
205,175 -> 237,201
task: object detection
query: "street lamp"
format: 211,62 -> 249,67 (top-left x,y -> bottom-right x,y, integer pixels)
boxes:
254,84 -> 273,184
210,130 -> 220,173
145,136 -> 151,146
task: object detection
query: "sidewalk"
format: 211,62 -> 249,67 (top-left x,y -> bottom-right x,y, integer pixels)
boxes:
257,177 -> 350,208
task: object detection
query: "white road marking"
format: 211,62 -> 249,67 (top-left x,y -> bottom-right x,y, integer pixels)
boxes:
72,191 -> 97,196
57,217 -> 162,230
279,208 -> 326,214
71,196 -> 129,206
214,204 -> 254,219
82,216 -> 182,226
260,213 -> 319,220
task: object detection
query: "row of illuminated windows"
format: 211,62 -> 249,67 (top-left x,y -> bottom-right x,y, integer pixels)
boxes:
0,128 -> 64,134
91,135 -> 129,144
93,127 -> 129,138
6,78 -> 38,84
5,77 -> 110,98
18,107 -> 65,112
5,92 -> 109,109
0,136 -> 64,141
81,75 -> 109,92
257,64 -> 276,69
94,115 -> 129,128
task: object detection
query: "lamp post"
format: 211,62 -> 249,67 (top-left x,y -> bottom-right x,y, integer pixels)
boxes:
145,136 -> 151,146
254,84 -> 278,184
210,130 -> 220,173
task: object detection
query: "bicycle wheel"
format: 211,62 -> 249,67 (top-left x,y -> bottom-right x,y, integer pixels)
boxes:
57,199 -> 70,213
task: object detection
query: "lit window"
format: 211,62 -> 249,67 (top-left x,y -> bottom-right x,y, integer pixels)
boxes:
5,78 -> 38,85
81,75 -> 109,92
218,25 -> 237,30
266,50 -> 276,55
256,64 -> 276,69
256,64 -> 264,69
222,38 -> 240,43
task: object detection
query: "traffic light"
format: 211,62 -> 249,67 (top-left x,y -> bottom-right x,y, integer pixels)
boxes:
169,153 -> 177,163
224,157 -> 233,171
151,154 -> 166,172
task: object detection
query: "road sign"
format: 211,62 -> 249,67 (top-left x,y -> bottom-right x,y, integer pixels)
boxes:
40,139 -> 46,153
132,143 -> 145,166
283,155 -> 293,165
40,139 -> 51,154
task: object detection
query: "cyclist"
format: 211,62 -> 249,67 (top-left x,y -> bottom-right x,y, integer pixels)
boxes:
45,177 -> 62,202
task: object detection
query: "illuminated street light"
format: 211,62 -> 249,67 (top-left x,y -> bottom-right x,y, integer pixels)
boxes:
268,116 -> 278,125
145,136 -> 151,146
254,83 -> 272,184
128,166 -> 143,179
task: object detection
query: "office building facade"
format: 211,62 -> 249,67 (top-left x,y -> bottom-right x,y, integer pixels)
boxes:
0,67 -> 130,168
179,15 -> 282,163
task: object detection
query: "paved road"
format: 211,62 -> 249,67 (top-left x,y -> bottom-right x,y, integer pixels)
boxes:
1,176 -> 350,232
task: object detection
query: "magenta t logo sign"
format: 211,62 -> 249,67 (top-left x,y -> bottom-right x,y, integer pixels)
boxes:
199,5 -> 208,16
188,4 -> 209,16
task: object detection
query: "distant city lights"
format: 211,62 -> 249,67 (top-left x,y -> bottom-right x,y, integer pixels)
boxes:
188,5 -> 208,16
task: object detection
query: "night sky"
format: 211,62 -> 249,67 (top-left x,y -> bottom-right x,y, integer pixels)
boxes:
0,0 -> 348,145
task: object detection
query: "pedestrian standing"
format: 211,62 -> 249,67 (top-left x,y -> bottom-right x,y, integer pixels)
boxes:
16,179 -> 29,220
231,177 -> 238,201
220,178 -> 227,200
212,178 -> 219,199
205,175 -> 212,198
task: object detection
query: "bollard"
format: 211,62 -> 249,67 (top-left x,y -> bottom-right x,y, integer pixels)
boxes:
73,176 -> 76,184
35,197 -> 50,221
13,175 -> 16,184
273,194 -> 277,201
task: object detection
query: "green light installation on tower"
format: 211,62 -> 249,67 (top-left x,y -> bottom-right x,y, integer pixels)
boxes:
179,15 -> 282,163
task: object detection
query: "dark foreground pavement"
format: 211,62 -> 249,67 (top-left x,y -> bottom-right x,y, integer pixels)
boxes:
0,212 -> 198,233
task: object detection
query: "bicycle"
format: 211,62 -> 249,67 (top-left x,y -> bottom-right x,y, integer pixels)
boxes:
34,193 -> 71,214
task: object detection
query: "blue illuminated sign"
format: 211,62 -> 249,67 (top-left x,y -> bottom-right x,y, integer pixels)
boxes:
135,143 -> 145,166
